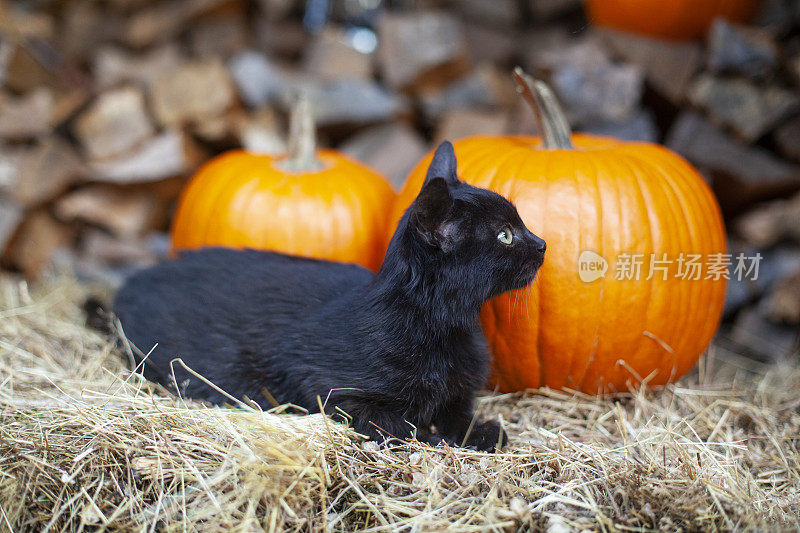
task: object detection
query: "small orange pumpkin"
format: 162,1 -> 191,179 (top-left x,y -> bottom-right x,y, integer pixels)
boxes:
586,0 -> 762,40
171,96 -> 395,271
391,70 -> 727,394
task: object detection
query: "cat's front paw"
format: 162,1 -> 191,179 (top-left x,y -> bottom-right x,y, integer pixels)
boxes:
465,420 -> 507,452
415,431 -> 458,448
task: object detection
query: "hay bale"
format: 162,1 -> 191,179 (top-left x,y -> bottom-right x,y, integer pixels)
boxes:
0,276 -> 798,530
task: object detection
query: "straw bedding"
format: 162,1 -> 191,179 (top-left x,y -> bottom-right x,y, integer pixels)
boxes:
0,276 -> 798,531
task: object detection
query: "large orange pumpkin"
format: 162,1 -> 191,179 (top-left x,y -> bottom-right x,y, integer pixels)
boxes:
586,0 -> 762,40
171,96 -> 395,271
391,70 -> 727,393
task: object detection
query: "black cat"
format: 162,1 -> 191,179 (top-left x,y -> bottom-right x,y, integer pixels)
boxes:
113,141 -> 546,451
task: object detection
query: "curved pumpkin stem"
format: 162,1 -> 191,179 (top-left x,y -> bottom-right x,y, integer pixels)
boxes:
513,67 -> 574,150
280,92 -> 324,171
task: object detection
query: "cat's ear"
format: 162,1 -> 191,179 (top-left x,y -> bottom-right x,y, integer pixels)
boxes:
424,141 -> 459,186
412,177 -> 454,237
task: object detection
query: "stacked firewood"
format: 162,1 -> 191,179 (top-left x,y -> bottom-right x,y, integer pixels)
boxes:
1,0 -> 798,357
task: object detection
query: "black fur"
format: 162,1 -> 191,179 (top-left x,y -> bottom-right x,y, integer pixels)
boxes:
84,296 -> 113,335
113,141 -> 546,451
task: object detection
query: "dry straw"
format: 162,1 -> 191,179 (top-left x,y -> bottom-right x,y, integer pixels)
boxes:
0,276 -> 798,531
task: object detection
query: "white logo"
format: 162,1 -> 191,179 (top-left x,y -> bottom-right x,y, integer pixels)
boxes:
578,250 -> 608,283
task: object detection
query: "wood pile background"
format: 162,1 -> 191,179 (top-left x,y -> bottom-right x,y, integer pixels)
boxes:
0,0 -> 798,360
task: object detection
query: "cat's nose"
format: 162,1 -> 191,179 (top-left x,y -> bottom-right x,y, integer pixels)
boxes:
532,235 -> 546,253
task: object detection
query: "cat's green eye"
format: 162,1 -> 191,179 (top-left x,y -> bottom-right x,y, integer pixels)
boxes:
497,226 -> 513,245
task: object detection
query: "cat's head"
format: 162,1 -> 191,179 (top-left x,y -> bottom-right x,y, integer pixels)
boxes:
389,141 -> 546,305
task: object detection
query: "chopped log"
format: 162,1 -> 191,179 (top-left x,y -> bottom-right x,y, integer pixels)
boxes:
453,0 -> 521,27
254,18 -> 308,59
72,87 -> 155,160
235,109 -> 286,155
707,19 -> 778,79
582,110 -> 659,143
763,272 -> 800,325
93,45 -> 183,89
757,0 -> 800,33
523,27 -> 577,72
150,59 -> 236,127
191,106 -> 278,149
80,229 -> 158,267
146,176 -> 194,204
0,137 -> 83,207
3,44 -> 54,93
528,0 -> 581,21
524,34 -> 644,123
789,54 -> 800,88
55,185 -> 160,239
737,192 -> 800,247
106,0 -> 159,11
59,0 -> 125,62
88,130 -> 204,184
788,193 -> 800,243
552,60 -> 643,124
4,32 -> 92,95
192,109 -> 243,145
189,13 -> 248,59
724,241 -> 800,317
688,75 -> 799,142
228,51 -> 288,108
0,88 -> 52,140
434,108 -> 508,144
50,88 -> 91,128
377,11 -> 470,91
463,22 -> 518,65
758,245 -> 800,292
340,123 -> 429,189
419,63 -> 515,119
596,28 -> 702,104
2,210 -> 73,278
54,230 -> 168,287
774,117 -> 800,163
306,79 -> 408,126
123,0 -> 234,48
256,0 -> 296,21
304,26 -> 374,81
735,205 -> 784,248
3,9 -> 55,40
1,10 -> 54,90
0,196 -> 23,252
730,307 -> 799,361
229,54 -> 405,124
666,112 -> 800,212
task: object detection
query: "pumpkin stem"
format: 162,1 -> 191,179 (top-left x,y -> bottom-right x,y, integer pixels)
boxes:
281,91 -> 324,171
512,67 -> 573,150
